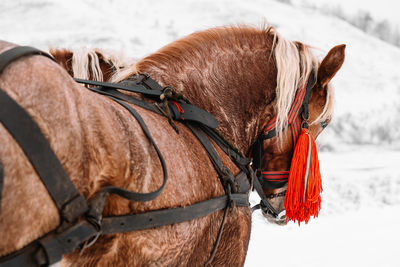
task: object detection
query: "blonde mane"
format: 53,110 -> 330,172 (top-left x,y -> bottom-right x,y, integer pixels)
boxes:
112,26 -> 334,139
71,47 -> 128,81
270,28 -> 334,136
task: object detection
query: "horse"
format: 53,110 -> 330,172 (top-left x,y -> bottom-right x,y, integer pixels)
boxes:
49,47 -> 130,82
0,25 -> 345,266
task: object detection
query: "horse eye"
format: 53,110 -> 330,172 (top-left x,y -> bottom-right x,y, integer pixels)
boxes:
321,120 -> 328,129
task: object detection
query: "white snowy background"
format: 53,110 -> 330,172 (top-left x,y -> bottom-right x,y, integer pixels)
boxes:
1,0 -> 399,266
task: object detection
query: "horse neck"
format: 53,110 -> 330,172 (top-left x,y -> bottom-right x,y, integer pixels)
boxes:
137,44 -> 277,154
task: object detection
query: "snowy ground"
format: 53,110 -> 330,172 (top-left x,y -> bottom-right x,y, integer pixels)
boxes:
1,0 -> 399,266
247,145 -> 400,267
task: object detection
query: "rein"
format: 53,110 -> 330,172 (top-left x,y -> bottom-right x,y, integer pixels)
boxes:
0,46 -> 252,266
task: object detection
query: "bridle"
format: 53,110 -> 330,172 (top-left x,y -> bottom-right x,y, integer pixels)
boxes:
250,72 -> 316,218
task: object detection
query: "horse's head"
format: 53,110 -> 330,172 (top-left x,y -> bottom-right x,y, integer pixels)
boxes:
259,44 -> 345,225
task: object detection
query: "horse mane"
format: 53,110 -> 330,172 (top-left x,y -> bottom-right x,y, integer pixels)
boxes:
271,28 -> 334,134
112,25 -> 334,138
49,47 -> 130,81
71,47 -> 103,81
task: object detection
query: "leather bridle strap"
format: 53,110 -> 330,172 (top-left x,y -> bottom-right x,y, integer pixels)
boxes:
252,72 -> 315,189
251,171 -> 279,216
250,72 -> 315,216
0,46 -> 88,223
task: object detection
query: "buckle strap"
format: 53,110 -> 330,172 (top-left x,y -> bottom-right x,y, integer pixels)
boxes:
0,219 -> 99,267
101,193 -> 248,235
35,221 -> 99,266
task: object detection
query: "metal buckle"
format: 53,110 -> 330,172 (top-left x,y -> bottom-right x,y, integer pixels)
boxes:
79,214 -> 102,255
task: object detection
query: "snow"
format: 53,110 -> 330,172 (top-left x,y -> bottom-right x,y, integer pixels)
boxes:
248,144 -> 400,266
248,205 -> 400,267
293,0 -> 400,28
0,0 -> 399,266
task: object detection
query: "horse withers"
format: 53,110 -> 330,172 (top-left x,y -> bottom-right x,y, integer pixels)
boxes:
0,25 -> 344,266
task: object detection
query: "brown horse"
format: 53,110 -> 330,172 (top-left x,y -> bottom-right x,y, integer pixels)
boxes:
49,47 -> 129,82
0,25 -> 345,266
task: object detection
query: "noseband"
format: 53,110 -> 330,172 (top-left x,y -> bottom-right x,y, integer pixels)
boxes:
251,72 -> 315,217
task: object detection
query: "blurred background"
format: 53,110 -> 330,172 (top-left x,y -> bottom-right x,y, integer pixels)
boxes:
1,0 -> 399,266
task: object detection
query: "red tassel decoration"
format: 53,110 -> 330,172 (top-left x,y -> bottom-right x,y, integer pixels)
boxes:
284,128 -> 323,224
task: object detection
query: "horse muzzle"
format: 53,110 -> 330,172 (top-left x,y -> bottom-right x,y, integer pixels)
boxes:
262,209 -> 287,225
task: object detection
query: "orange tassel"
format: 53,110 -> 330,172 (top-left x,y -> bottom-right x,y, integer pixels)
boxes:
284,128 -> 322,224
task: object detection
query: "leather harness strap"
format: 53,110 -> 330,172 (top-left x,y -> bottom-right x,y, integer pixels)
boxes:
101,193 -> 249,234
0,46 -> 88,223
0,46 -> 55,72
75,78 -> 219,129
92,96 -> 169,202
74,78 -> 164,98
187,124 -> 237,192
0,46 -> 251,267
0,193 -> 249,267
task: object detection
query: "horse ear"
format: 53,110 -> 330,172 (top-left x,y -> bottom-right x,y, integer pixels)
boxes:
317,44 -> 346,87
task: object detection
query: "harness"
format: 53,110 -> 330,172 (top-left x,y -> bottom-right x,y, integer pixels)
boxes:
0,45 -> 315,266
0,46 -> 252,267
